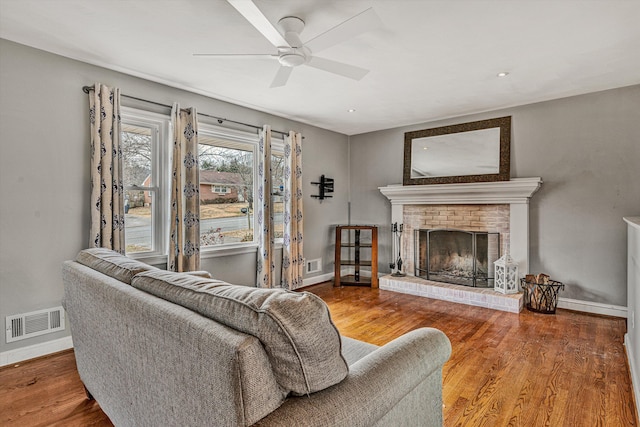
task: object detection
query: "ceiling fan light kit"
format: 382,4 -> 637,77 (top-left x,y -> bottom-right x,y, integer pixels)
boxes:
197,0 -> 381,87
279,52 -> 307,67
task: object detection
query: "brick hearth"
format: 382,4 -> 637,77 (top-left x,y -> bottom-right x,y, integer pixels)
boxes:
380,275 -> 523,313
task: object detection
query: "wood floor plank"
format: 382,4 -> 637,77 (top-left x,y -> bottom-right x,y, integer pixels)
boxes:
0,282 -> 636,426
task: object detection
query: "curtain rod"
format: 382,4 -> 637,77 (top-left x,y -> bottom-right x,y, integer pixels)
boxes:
82,85 -> 292,137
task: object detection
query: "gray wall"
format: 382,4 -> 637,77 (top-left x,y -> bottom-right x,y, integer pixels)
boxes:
349,85 -> 640,306
0,39 -> 349,354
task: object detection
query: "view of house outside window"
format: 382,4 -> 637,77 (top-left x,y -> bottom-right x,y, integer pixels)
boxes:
198,135 -> 254,246
120,108 -> 168,258
271,153 -> 285,240
120,108 -> 285,256
121,123 -> 154,254
197,129 -> 285,248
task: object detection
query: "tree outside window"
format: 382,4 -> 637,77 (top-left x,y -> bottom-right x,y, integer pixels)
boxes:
199,140 -> 254,246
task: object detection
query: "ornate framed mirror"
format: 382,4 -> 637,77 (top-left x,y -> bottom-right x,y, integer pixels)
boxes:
403,116 -> 511,185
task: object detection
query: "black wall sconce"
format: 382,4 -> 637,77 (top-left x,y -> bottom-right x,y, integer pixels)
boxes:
311,175 -> 334,200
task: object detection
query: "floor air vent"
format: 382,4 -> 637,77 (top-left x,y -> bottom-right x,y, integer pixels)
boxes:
5,306 -> 65,343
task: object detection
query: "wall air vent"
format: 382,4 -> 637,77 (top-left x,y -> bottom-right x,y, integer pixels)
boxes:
5,306 -> 65,343
306,258 -> 322,274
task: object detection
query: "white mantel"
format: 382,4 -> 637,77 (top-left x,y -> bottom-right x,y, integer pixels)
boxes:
379,177 -> 543,275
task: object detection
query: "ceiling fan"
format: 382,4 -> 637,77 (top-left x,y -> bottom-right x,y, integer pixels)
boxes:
194,0 -> 381,88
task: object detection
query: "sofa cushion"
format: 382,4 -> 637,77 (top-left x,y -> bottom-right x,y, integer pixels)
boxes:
76,248 -> 158,284
131,270 -> 348,396
341,336 -> 379,366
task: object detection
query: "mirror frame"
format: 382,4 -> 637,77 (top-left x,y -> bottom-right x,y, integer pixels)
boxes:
403,116 -> 511,185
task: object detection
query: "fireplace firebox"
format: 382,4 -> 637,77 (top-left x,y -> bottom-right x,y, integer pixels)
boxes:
415,229 -> 500,288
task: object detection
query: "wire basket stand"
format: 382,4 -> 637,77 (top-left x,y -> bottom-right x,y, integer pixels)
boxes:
520,278 -> 564,314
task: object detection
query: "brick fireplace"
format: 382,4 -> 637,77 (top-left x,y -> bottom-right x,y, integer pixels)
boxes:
404,204 -> 509,284
378,178 -> 542,312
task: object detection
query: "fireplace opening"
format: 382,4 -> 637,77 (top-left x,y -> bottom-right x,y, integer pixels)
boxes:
414,229 -> 500,287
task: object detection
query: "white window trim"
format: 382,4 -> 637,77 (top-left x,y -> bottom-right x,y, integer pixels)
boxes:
121,107 -> 170,262
270,142 -> 285,245
197,124 -> 286,255
201,242 -> 259,259
198,123 -> 260,256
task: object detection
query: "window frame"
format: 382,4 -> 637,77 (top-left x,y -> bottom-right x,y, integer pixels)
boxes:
198,123 -> 260,258
270,141 -> 285,246
120,107 -> 170,264
197,123 -> 285,257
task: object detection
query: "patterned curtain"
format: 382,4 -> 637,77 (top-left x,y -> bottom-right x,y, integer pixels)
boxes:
282,131 -> 304,290
256,126 -> 274,288
168,103 -> 200,272
89,83 -> 125,252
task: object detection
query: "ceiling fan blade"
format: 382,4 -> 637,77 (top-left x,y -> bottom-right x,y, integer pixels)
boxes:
305,8 -> 381,54
270,66 -> 293,88
306,56 -> 369,81
193,53 -> 277,58
227,0 -> 290,48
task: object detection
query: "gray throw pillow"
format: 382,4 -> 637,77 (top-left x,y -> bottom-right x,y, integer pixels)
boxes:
131,269 -> 348,395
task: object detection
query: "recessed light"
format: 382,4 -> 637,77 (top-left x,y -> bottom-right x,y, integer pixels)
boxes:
347,108 -> 356,113
497,72 -> 509,77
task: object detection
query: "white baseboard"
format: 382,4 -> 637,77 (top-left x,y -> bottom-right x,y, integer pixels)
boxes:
301,272 -> 334,288
301,270 -> 387,289
625,334 -> 640,422
557,297 -> 627,318
0,335 -> 74,367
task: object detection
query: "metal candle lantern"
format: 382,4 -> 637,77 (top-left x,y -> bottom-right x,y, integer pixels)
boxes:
494,253 -> 519,294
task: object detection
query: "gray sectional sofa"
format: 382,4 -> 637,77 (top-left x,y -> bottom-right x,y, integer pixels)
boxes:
62,248 -> 451,426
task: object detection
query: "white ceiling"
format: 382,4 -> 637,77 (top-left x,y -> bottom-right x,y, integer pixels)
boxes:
1,0 -> 639,135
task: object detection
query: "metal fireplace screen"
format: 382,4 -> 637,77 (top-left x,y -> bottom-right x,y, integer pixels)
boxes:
415,229 -> 500,288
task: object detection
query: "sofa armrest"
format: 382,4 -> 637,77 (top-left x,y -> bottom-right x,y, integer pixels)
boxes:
254,327 -> 451,427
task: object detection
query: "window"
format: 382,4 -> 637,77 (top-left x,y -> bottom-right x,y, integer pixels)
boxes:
197,125 -> 285,249
271,150 -> 285,241
198,125 -> 258,248
121,108 -> 169,258
212,185 -> 230,194
120,109 -> 283,259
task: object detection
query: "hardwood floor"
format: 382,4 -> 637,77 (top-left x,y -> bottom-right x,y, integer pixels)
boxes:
312,283 -> 637,426
0,349 -> 112,427
1,282 -> 636,426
